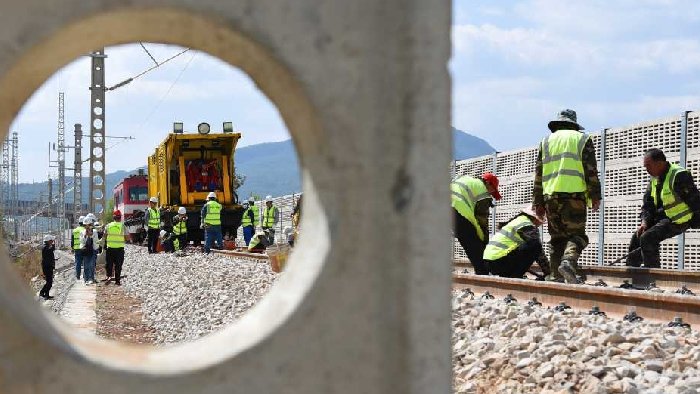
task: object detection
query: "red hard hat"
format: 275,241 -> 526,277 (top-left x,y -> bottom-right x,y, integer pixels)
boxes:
481,172 -> 502,201
113,209 -> 122,217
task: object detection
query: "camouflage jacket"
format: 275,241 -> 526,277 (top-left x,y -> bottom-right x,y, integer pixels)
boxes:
641,163 -> 700,224
533,133 -> 602,206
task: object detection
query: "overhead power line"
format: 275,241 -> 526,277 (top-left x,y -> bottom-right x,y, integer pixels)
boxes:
106,48 -> 191,91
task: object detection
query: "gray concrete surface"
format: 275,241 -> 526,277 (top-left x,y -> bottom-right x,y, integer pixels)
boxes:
0,1 -> 452,393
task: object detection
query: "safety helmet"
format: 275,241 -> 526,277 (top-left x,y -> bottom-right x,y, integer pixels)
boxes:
283,226 -> 293,236
248,196 -> 255,203
178,207 -> 187,215
242,202 -> 249,208
149,196 -> 158,203
113,209 -> 122,217
78,215 -> 85,224
207,191 -> 217,199
83,216 -> 95,225
159,230 -> 167,238
265,195 -> 273,202
521,206 -> 545,224
85,213 -> 97,221
43,234 -> 54,243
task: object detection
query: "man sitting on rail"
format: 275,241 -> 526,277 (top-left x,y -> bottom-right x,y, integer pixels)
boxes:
627,148 -> 700,268
248,229 -> 274,253
483,206 -> 551,279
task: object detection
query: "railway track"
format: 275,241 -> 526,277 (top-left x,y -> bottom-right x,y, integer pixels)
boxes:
453,259 -> 700,327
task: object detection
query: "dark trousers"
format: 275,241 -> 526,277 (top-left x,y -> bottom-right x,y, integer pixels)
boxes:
243,226 -> 254,245
627,220 -> 688,268
453,209 -> 488,274
176,233 -> 187,250
486,243 -> 542,278
106,247 -> 125,282
40,265 -> 53,297
147,228 -> 159,253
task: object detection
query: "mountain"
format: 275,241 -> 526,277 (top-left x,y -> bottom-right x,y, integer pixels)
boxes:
17,128 -> 494,202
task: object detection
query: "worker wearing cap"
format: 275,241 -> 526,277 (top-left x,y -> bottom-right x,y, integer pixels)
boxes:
145,196 -> 161,254
533,109 -> 601,283
201,191 -> 223,253
104,210 -> 128,285
483,206 -> 551,279
72,215 -> 85,280
39,234 -> 57,300
451,172 -> 501,274
241,200 -> 256,246
627,148 -> 700,268
261,195 -> 279,232
173,207 -> 188,251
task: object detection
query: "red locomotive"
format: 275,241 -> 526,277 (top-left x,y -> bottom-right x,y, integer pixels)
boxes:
113,170 -> 149,242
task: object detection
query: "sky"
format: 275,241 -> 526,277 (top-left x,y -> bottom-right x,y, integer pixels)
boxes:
10,0 -> 700,182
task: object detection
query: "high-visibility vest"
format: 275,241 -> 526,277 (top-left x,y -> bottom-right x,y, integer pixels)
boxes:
451,175 -> 491,241
262,206 -> 278,228
72,226 -> 84,250
541,129 -> 589,196
173,219 -> 188,235
147,207 -> 160,229
204,200 -> 222,225
651,163 -> 693,224
483,215 -> 535,261
105,222 -> 126,249
241,207 -> 254,228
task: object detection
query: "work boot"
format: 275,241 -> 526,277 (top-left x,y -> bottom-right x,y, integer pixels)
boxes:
545,274 -> 564,283
558,261 -> 581,284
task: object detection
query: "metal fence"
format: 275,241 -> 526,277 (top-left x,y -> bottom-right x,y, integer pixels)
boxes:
453,111 -> 700,270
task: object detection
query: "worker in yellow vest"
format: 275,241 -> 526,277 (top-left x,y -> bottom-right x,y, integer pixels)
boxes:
104,210 -> 128,285
261,195 -> 279,232
72,215 -> 85,280
146,196 -> 161,254
241,200 -> 256,246
627,148 -> 700,268
201,191 -> 223,253
483,206 -> 550,278
533,109 -> 601,283
172,207 -> 188,251
451,172 -> 501,274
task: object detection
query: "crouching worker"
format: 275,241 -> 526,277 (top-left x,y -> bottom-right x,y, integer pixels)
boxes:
159,230 -> 176,253
248,229 -> 274,253
483,206 -> 551,279
39,234 -> 57,300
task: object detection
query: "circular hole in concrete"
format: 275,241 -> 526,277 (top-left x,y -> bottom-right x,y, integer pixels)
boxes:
0,9 -> 318,377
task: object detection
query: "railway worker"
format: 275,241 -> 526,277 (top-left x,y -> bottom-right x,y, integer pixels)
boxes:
201,191 -> 223,253
483,206 -> 551,279
159,229 -> 176,253
241,201 -> 256,246
72,215 -> 85,280
248,229 -> 274,253
39,234 -> 57,300
172,207 -> 188,251
104,210 -> 128,285
627,148 -> 700,268
533,109 -> 601,284
261,195 -> 279,232
80,215 -> 100,285
145,196 -> 161,254
451,172 -> 502,275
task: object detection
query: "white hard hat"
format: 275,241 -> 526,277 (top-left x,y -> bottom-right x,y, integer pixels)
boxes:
83,216 -> 95,225
43,234 -> 54,243
283,226 -> 293,236
207,191 -> 217,199
265,195 -> 272,202
78,215 -> 85,223
85,213 -> 96,221
254,231 -> 265,238
149,196 -> 158,203
160,230 -> 167,238
178,207 -> 187,215
248,196 -> 255,202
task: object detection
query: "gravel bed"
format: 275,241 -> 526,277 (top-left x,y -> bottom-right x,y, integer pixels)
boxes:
121,245 -> 278,344
452,288 -> 700,394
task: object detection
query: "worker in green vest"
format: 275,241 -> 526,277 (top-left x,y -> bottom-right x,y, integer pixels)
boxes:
172,207 -> 188,252
71,215 -> 85,280
483,206 -> 550,278
627,148 -> 700,268
241,201 -> 256,245
104,210 -> 127,285
261,195 -> 279,232
451,172 -> 502,274
201,191 -> 223,253
533,109 -> 601,283
146,196 -> 161,254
